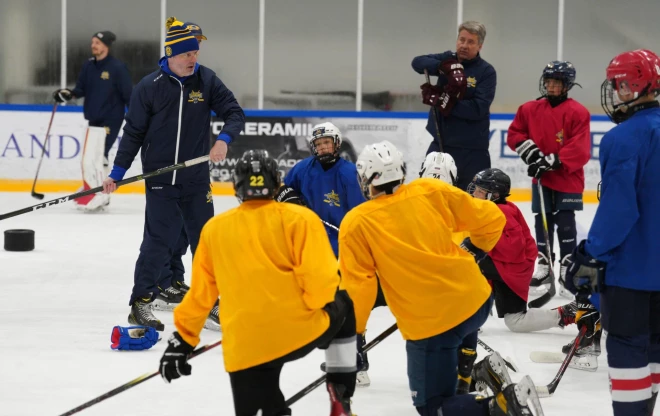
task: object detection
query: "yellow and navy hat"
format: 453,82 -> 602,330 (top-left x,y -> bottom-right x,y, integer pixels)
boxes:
184,22 -> 207,41
164,17 -> 199,57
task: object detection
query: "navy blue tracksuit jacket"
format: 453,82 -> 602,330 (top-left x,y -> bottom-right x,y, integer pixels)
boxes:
112,59 -> 245,304
412,51 -> 497,189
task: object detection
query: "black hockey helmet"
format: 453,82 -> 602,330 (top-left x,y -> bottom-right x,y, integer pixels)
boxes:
539,61 -> 581,105
467,168 -> 511,203
232,149 -> 281,203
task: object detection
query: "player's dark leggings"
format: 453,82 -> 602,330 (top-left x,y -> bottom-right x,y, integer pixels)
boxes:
534,210 -> 577,263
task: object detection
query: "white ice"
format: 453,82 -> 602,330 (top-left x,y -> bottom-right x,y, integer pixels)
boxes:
0,192 -> 612,416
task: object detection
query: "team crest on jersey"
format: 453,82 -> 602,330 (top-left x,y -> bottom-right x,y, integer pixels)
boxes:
100,71 -> 110,80
467,76 -> 476,88
323,190 -> 340,207
556,129 -> 564,144
206,188 -> 213,203
188,90 -> 204,103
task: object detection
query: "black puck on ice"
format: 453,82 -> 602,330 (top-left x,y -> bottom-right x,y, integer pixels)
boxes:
4,229 -> 35,252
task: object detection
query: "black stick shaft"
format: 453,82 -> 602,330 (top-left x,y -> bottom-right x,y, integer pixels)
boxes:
31,103 -> 58,196
284,323 -> 398,407
1,155 -> 210,221
477,339 -> 517,372
57,339 -> 221,416
548,325 -> 587,394
424,69 -> 444,152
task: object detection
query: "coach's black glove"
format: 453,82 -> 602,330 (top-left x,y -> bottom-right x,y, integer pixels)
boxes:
527,154 -> 560,179
515,139 -> 543,165
460,237 -> 487,263
275,185 -> 305,206
159,332 -> 194,383
53,88 -> 73,103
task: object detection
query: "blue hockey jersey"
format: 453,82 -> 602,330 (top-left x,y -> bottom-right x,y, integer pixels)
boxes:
284,157 -> 366,257
585,106 -> 660,291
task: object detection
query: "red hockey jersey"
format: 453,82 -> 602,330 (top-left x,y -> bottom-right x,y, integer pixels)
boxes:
489,201 -> 537,301
507,98 -> 591,193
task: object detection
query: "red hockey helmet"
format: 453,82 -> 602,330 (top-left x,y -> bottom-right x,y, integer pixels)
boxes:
601,49 -> 660,123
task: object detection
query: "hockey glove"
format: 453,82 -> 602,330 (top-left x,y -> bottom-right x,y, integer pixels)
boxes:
110,326 -> 159,351
515,139 -> 544,165
565,240 -> 606,294
421,83 -> 457,117
439,58 -> 467,99
53,88 -> 73,103
160,332 -> 194,383
275,185 -> 305,206
575,297 -> 601,339
460,237 -> 487,263
527,153 -> 561,179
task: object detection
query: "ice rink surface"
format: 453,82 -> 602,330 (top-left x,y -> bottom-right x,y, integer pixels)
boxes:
0,192 -> 614,416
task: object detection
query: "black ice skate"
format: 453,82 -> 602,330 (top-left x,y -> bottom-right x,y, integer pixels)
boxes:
473,352 -> 513,396
173,280 -> 190,294
457,348 -> 477,394
528,254 -> 556,308
562,326 -> 602,357
204,299 -> 221,332
128,295 -> 164,331
327,382 -> 354,416
356,332 -> 370,387
557,254 -> 575,300
489,375 -> 545,416
152,285 -> 184,311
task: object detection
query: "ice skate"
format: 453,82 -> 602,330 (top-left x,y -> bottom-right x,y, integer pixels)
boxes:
127,295 -> 164,331
528,254 -> 555,297
356,332 -> 370,387
152,285 -> 184,311
557,255 -> 575,300
457,348 -> 477,394
489,375 -> 544,416
204,299 -> 221,331
561,326 -> 601,371
473,351 -> 513,396
173,280 -> 190,294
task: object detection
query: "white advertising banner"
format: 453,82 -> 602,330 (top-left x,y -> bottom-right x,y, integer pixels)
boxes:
0,109 -> 612,192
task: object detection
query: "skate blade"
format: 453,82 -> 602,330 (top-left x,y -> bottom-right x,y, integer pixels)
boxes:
515,375 -> 545,416
487,352 -> 513,387
356,370 -> 371,388
152,299 -> 178,311
528,283 -> 551,297
203,319 -> 222,332
557,285 -> 574,300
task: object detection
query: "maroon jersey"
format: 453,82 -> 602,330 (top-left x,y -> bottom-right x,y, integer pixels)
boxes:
489,201 -> 537,301
507,98 -> 591,193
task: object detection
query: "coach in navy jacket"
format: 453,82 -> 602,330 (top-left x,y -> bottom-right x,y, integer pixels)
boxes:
412,21 -> 496,190
102,20 -> 245,322
53,31 -> 132,158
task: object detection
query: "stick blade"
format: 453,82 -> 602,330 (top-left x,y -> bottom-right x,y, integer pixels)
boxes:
535,385 -> 552,398
31,192 -> 45,200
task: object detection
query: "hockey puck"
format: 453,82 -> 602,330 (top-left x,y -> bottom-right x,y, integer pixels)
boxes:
4,229 -> 35,252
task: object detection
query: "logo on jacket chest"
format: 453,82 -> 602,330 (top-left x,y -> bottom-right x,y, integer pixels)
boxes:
323,190 -> 340,207
467,76 -> 476,88
555,129 -> 564,144
188,90 -> 204,103
100,71 -> 110,80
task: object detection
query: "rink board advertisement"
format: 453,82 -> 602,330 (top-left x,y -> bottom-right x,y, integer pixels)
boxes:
0,106 -> 613,199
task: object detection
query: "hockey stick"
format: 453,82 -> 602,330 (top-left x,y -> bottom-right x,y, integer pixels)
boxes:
477,339 -> 518,372
534,325 -> 587,398
31,102 -> 58,200
424,69 -> 444,152
0,155 -> 210,221
285,323 -> 398,407
56,339 -> 222,416
528,178 -> 557,308
321,219 -> 339,232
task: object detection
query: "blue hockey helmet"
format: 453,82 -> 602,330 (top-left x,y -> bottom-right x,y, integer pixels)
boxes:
539,61 -> 579,99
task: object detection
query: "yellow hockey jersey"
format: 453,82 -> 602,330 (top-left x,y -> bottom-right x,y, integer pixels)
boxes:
339,178 -> 505,341
173,200 -> 340,372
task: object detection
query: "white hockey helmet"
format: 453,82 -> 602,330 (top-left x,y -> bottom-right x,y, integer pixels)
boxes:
308,122 -> 342,164
356,140 -> 406,199
419,152 -> 457,186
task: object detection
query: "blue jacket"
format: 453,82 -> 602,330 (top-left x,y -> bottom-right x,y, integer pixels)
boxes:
284,157 -> 366,257
411,51 -> 496,150
72,55 -> 132,122
585,106 -> 660,291
111,58 -> 245,185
